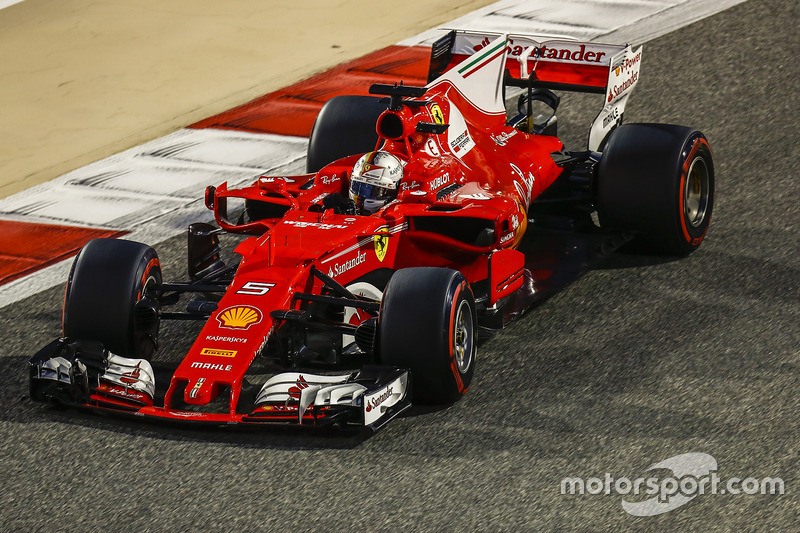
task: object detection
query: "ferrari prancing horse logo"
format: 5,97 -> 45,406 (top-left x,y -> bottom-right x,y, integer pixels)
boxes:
430,104 -> 444,125
374,227 -> 390,262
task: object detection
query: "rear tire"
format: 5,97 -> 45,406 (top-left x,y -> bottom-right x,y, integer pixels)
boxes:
378,268 -> 476,404
306,95 -> 386,173
597,123 -> 714,255
63,238 -> 161,359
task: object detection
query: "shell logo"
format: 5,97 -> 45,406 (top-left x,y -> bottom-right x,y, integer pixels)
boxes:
216,305 -> 262,330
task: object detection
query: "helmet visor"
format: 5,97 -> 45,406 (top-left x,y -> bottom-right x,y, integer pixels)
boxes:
350,180 -> 393,201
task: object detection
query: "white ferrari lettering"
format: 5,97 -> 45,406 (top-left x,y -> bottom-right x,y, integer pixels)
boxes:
284,220 -> 348,230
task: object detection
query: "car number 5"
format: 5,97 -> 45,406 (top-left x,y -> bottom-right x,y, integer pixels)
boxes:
236,282 -> 276,295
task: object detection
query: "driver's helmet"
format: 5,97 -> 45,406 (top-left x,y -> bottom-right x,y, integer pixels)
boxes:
349,151 -> 404,214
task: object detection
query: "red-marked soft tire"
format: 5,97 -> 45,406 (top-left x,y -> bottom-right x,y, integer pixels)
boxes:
63,238 -> 161,359
597,123 -> 714,255
378,267 -> 476,404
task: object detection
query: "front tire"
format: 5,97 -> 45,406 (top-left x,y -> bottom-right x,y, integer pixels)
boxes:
63,238 -> 161,358
597,123 -> 714,255
378,268 -> 476,404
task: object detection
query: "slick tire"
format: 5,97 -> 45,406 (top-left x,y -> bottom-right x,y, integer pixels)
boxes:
306,95 -> 386,173
378,267 -> 476,405
597,123 -> 714,255
63,238 -> 162,359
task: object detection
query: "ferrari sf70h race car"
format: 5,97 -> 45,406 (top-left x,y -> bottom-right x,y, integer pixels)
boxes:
30,31 -> 714,430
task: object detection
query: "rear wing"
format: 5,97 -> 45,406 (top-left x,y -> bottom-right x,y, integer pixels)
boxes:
428,30 -> 643,150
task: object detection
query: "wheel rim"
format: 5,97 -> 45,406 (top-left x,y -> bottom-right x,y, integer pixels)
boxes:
343,282 -> 383,354
141,275 -> 158,300
453,299 -> 474,373
684,156 -> 710,228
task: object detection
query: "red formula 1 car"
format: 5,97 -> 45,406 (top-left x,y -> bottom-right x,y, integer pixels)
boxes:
30,31 -> 714,430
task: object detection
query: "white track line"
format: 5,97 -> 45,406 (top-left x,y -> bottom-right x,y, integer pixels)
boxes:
0,0 -> 24,10
399,0 -> 749,46
0,129 -> 307,228
0,0 -> 748,308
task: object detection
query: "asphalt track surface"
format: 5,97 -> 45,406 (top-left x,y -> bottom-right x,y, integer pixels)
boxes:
2,0 -> 798,530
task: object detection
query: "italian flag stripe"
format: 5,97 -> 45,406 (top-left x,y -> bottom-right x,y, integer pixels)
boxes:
462,46 -> 507,78
458,38 -> 507,77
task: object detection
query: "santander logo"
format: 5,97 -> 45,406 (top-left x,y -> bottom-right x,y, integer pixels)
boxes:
472,37 -> 607,64
120,362 -> 141,385
365,387 -> 393,412
607,48 -> 642,103
288,375 -> 309,400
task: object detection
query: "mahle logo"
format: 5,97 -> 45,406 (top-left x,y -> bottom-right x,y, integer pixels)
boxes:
560,452 -> 785,516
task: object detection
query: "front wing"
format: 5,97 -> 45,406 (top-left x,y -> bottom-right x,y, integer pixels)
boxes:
30,338 -> 410,431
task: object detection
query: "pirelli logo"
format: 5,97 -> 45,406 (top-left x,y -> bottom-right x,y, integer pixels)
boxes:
200,348 -> 237,358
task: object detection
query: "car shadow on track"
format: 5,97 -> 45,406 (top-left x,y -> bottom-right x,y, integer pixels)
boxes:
26,404 -> 376,450
597,246 -> 686,270
0,356 -> 47,424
